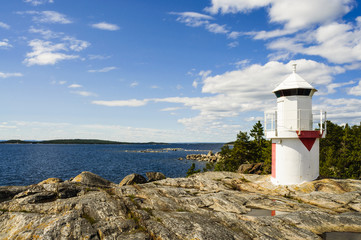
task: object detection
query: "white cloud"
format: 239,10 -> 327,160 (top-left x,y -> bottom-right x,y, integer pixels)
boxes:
88,66 -> 117,73
29,27 -> 62,39
193,70 -> 212,89
0,72 -> 23,78
170,11 -> 214,20
24,0 -> 54,6
199,70 -> 212,79
233,59 -> 250,68
62,36 -> 90,51
344,62 -> 361,70
268,19 -> 361,64
170,12 -> 213,27
245,116 -> 264,122
228,41 -> 238,48
268,0 -> 353,30
161,107 -> 182,112
267,51 -> 292,62
206,0 -> 354,30
130,82 -> 139,88
24,39 -> 79,66
29,29 -> 89,52
228,31 -> 242,39
91,60 -> 350,136
326,80 -> 355,94
248,28 -> 297,40
72,91 -> 97,97
175,13 -> 211,27
91,22 -> 120,31
92,99 -> 149,107
209,1 -> 360,65
201,59 -> 342,97
0,39 -> 12,48
205,23 -> 228,34
205,0 -> 272,14
316,97 -> 361,125
0,125 -> 17,129
348,80 -> 361,96
88,54 -> 111,60
25,29 -> 90,66
68,84 -> 82,88
172,11 -> 233,37
0,22 -> 10,29
59,81 -> 66,85
37,11 -> 71,24
20,11 -> 71,24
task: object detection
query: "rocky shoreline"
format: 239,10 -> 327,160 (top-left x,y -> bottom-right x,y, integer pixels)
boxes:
1,171 -> 361,239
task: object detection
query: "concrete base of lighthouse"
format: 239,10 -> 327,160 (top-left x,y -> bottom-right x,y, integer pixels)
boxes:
271,138 -> 319,185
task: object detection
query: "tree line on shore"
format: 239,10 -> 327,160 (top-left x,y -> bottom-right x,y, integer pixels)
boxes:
188,120 -> 361,179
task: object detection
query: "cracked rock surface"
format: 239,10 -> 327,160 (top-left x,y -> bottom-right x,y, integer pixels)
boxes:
0,171 -> 361,239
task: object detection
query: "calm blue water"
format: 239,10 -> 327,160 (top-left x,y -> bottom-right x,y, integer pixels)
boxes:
0,143 -> 224,186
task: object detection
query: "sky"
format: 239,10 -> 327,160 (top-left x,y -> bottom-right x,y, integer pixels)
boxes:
1,0 -> 361,142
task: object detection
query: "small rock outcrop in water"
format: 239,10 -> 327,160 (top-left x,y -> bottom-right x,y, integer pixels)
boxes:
1,172 -> 361,239
186,151 -> 222,162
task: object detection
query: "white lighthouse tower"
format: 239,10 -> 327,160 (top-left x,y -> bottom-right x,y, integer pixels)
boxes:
265,64 -> 326,185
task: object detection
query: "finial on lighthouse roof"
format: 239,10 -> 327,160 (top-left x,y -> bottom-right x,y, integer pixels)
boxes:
272,63 -> 317,93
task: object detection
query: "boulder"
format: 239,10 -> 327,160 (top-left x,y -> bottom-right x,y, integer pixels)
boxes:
146,172 -> 166,182
119,173 -> 147,186
38,178 -> 63,185
237,162 -> 263,174
71,171 -> 113,187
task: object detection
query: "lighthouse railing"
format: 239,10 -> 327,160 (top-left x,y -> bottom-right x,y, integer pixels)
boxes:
264,109 -> 326,138
312,110 -> 327,136
264,109 -> 277,136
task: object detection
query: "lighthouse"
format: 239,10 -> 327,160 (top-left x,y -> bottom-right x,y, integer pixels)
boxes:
264,64 -> 326,185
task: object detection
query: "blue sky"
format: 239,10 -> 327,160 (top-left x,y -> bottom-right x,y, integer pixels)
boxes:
1,0 -> 361,142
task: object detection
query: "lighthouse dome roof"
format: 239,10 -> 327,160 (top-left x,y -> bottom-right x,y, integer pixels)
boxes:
272,66 -> 316,93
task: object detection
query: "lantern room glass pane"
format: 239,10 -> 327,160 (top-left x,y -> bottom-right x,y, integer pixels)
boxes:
274,88 -> 312,98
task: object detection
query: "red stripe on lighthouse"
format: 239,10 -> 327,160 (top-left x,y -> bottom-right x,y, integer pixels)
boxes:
272,143 -> 276,178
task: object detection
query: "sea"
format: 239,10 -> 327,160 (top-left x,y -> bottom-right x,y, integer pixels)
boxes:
0,143 -> 224,186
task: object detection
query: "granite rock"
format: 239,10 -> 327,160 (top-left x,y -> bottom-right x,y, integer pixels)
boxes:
71,171 -> 114,187
0,171 -> 361,239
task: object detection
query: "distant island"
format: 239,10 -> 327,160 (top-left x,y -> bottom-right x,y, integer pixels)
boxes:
0,139 -> 168,145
